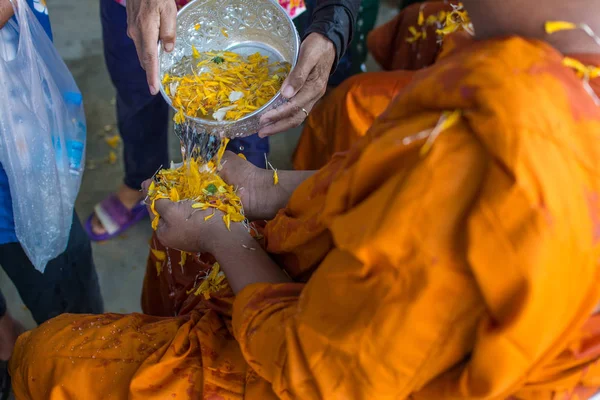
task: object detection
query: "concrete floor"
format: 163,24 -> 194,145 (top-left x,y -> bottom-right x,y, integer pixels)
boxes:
0,0 -> 398,330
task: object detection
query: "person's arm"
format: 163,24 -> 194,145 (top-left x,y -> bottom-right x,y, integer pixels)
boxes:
304,0 -> 361,71
219,151 -> 316,221
0,0 -> 14,28
249,170 -> 317,220
257,0 -> 361,136
206,222 -> 291,293
126,0 -> 177,95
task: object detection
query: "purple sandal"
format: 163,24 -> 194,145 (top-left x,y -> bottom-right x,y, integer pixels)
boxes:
85,194 -> 148,241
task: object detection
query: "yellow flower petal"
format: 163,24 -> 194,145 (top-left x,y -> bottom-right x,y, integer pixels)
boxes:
174,108 -> 185,124
192,45 -> 200,58
545,21 -> 578,35
104,134 -> 121,149
439,109 -> 462,131
169,187 -> 180,202
164,50 -> 288,122
563,56 -> 588,76
426,14 -> 438,25
216,138 -> 229,165
223,213 -> 231,231
420,110 -> 462,156
147,139 -> 246,231
151,248 -> 166,261
151,214 -> 160,230
562,56 -> 600,84
204,212 -> 215,221
187,263 -> 228,299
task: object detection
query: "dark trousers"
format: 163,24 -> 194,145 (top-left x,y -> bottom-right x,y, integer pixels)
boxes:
100,0 -> 269,176
100,0 -> 170,189
0,213 -> 103,324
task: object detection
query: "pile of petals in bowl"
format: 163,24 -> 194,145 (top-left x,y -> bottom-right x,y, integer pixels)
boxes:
146,139 -> 245,231
163,50 -> 291,123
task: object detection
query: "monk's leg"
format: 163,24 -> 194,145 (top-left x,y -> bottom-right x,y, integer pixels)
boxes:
292,70 -> 416,170
142,232 -> 220,317
9,310 -> 251,399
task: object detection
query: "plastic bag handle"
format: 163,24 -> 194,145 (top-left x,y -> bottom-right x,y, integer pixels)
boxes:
8,0 -> 35,59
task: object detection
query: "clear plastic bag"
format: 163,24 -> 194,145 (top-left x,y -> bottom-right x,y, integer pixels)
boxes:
0,0 -> 86,272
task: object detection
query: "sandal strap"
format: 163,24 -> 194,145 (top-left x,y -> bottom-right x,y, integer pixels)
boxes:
94,195 -> 132,235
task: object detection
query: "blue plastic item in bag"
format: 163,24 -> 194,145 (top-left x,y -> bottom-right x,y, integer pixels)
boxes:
0,0 -> 86,271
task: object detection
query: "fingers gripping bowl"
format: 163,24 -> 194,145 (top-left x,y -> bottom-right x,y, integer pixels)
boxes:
158,0 -> 300,141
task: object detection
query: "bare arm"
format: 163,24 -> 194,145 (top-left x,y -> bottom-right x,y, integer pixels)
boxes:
219,151 -> 316,221
251,170 -> 317,220
0,0 -> 14,28
207,222 -> 291,293
210,166 -> 316,291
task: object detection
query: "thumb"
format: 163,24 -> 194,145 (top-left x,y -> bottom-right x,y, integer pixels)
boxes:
141,179 -> 152,196
153,198 -> 175,221
281,47 -> 315,99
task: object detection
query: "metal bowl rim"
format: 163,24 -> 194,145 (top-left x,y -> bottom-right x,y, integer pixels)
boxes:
157,0 -> 300,127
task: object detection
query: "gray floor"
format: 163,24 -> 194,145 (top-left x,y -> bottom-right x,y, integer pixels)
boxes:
0,0 -> 398,330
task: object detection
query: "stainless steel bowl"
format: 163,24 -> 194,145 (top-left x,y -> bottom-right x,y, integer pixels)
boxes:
158,0 -> 300,139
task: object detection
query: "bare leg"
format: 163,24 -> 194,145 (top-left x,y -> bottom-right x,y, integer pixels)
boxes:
90,184 -> 145,235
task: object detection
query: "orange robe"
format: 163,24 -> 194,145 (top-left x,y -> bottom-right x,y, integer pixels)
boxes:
10,39 -> 600,399
293,0 -> 460,170
292,70 -> 415,170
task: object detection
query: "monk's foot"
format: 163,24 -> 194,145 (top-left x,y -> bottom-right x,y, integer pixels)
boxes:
0,312 -> 24,361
